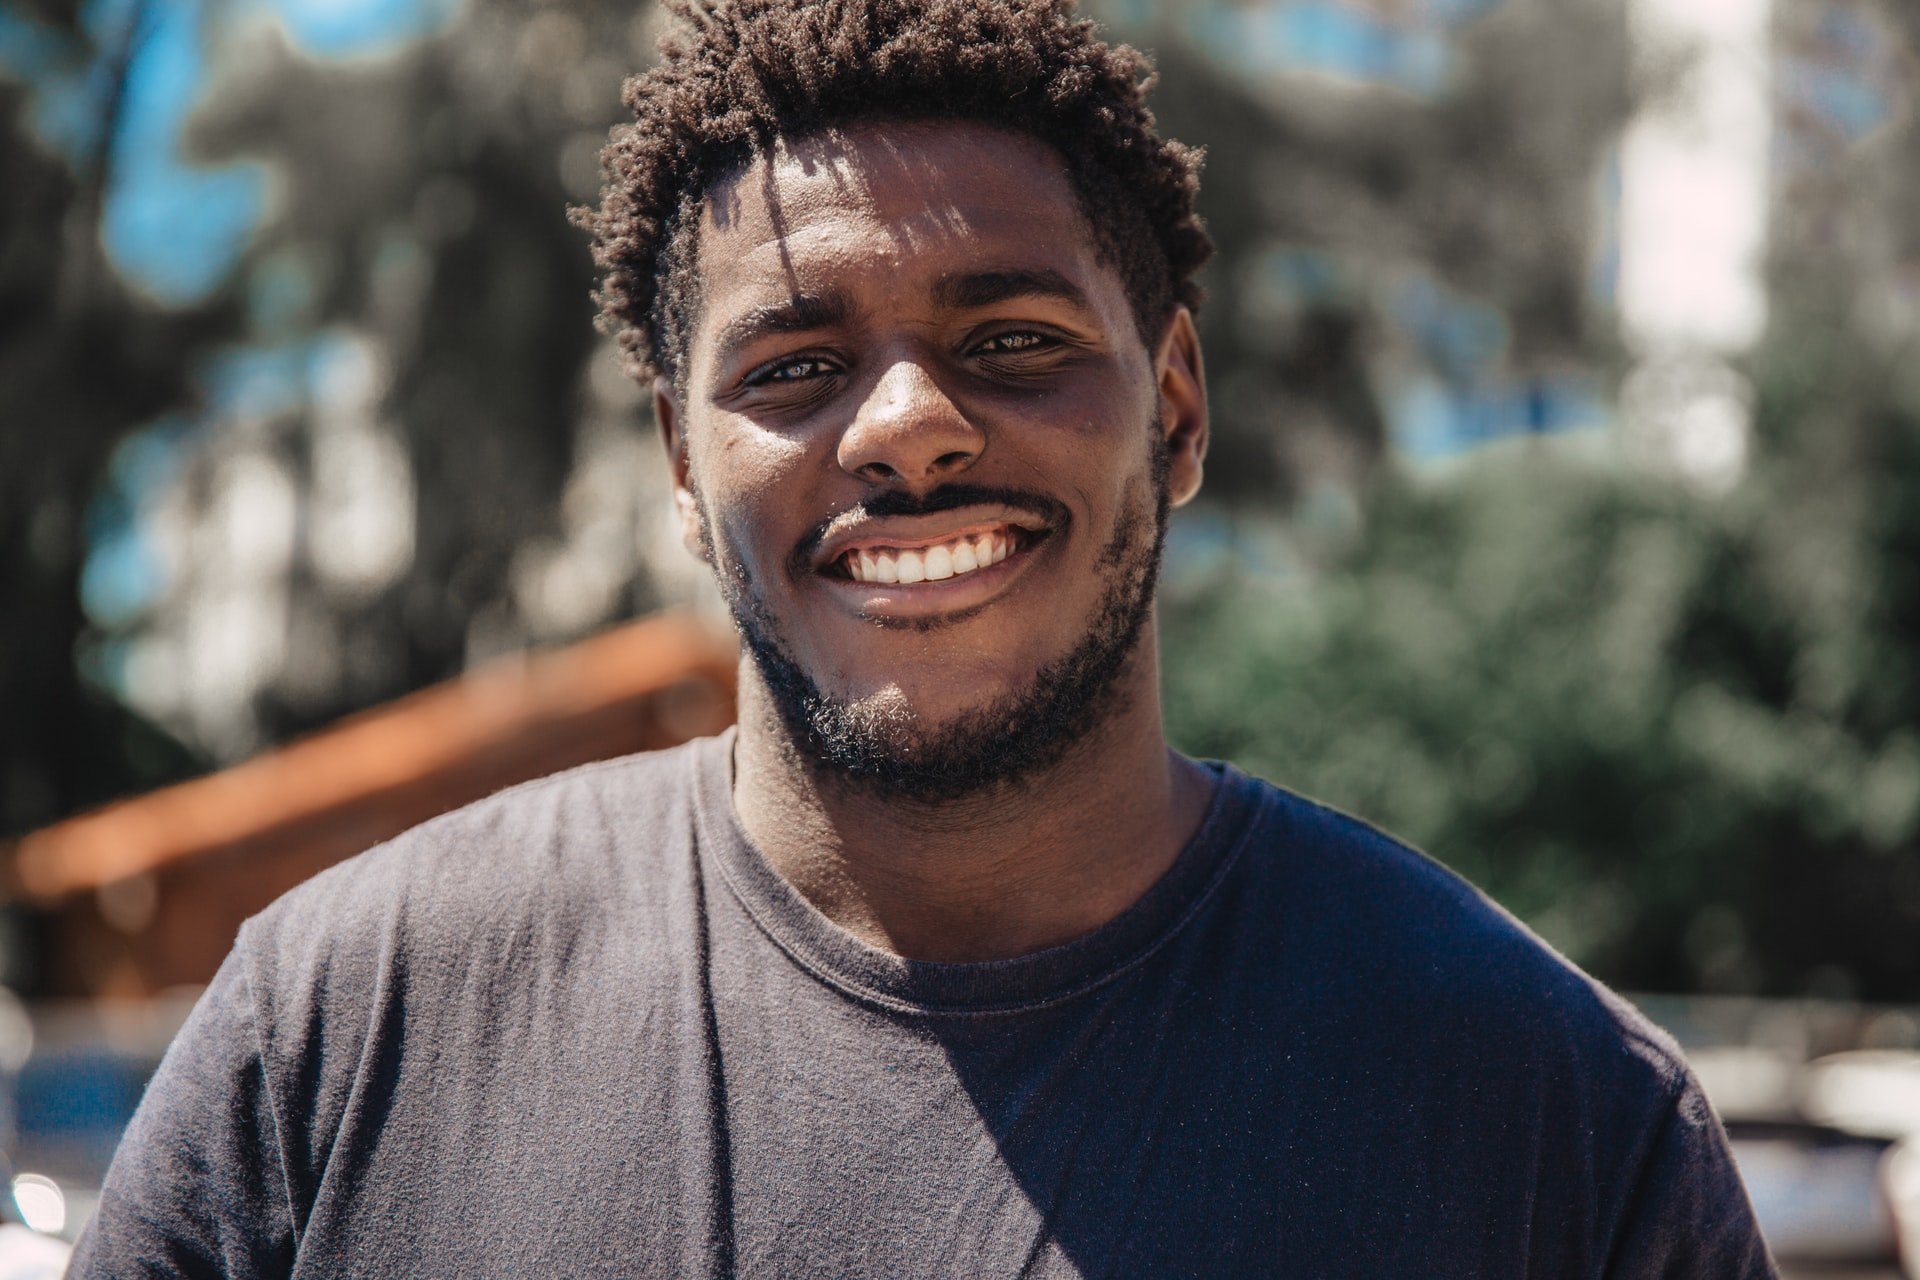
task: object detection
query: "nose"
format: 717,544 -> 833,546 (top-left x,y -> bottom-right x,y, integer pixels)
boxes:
836,357 -> 985,487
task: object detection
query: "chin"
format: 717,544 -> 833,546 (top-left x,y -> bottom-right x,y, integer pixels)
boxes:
742,606 -> 1150,804
820,658 -> 1043,729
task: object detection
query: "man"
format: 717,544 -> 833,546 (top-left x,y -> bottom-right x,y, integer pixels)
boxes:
73,1 -> 1775,1275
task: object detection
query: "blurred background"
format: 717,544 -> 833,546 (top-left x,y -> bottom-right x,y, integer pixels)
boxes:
2,0 -> 1919,1271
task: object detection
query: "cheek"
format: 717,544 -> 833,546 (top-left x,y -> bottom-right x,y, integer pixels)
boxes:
688,424 -> 814,569
707,421 -> 812,499
1067,408 -> 1162,509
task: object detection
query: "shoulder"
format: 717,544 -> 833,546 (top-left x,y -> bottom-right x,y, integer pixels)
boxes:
1197,770 -> 1771,1273
183,737 -> 725,1219
235,735 -> 719,1012
1225,770 -> 1692,1103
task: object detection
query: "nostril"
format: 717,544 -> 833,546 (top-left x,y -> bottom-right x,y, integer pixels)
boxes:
933,450 -> 972,471
859,461 -> 900,482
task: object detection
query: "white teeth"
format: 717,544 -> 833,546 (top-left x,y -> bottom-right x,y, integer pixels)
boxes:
842,528 -> 1023,583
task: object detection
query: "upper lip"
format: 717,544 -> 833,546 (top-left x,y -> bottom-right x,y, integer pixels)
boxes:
808,503 -> 1056,575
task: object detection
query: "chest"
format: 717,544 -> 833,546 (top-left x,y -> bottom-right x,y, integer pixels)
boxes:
281,931 -> 1596,1279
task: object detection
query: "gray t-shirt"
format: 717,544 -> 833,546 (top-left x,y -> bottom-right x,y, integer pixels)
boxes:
71,732 -> 1775,1277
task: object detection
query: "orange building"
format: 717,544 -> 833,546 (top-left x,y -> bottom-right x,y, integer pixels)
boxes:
6,612 -> 737,1000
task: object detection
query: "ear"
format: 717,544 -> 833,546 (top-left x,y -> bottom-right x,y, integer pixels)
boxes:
654,377 -> 710,563
1153,306 -> 1208,507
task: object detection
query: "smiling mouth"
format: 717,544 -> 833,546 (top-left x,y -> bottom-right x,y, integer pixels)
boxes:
832,525 -> 1034,584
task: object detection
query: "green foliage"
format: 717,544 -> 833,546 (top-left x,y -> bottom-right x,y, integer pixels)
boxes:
1164,334 -> 1920,998
1146,0 -> 1920,1003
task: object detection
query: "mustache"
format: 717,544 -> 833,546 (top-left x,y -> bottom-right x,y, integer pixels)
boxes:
793,484 -> 1070,566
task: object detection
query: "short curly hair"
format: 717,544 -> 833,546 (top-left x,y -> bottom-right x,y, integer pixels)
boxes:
583,0 -> 1212,386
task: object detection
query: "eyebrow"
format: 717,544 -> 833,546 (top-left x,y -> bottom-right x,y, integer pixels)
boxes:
932,267 -> 1093,314
714,290 -> 855,363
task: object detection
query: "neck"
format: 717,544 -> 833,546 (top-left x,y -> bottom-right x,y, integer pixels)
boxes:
729,633 -> 1215,963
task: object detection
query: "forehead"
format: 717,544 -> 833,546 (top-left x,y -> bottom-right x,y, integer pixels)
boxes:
689,120 -> 1117,337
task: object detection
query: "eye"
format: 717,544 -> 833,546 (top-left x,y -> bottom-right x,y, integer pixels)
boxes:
974,330 -> 1054,356
749,355 -> 840,385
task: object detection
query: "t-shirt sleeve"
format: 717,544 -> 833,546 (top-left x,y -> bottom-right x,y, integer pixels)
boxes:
67,941 -> 297,1279
1604,1070 -> 1779,1279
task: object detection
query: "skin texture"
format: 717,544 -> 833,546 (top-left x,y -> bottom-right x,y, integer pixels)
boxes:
655,120 -> 1214,962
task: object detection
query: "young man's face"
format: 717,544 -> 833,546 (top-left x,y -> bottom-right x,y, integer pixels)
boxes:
657,120 -> 1205,797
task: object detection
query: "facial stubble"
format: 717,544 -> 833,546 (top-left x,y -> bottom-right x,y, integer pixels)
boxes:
699,425 -> 1172,805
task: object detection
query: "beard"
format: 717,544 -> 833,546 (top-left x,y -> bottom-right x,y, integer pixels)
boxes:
702,428 -> 1171,805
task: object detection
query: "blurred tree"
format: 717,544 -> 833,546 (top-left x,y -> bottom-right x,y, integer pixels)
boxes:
1163,285 -> 1920,1002
1111,0 -> 1631,515
57,1 -> 685,764
1154,0 -> 1920,1000
1,2 -> 221,848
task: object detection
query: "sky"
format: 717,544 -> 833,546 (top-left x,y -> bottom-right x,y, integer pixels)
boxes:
4,0 -> 1895,311
0,0 -> 460,303
0,0 -> 1528,305
0,0 -> 456,640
